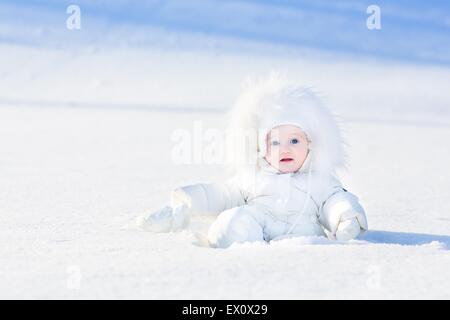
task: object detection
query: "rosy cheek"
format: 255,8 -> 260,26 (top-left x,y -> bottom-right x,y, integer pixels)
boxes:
269,153 -> 278,163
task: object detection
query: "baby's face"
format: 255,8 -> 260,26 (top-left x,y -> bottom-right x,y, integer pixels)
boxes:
265,125 -> 309,173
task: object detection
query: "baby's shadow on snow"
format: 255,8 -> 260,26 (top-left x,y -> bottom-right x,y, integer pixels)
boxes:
243,230 -> 450,250
361,230 -> 450,250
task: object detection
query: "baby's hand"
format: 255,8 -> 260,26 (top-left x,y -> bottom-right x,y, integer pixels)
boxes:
335,217 -> 361,241
138,205 -> 190,233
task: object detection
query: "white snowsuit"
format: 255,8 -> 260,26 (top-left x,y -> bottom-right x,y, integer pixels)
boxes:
172,157 -> 368,248
156,75 -> 368,247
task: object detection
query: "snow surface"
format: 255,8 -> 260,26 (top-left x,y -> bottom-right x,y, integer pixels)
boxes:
1,1 -> 450,299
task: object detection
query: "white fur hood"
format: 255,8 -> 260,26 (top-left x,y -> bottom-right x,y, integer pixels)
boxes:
226,74 -> 346,179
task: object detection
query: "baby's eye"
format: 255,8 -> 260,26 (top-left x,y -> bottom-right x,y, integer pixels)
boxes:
290,138 -> 299,145
271,140 -> 280,146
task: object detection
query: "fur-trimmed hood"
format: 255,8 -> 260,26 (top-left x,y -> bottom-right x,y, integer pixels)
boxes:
225,74 -> 346,179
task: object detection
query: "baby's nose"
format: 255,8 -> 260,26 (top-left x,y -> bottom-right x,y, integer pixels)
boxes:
279,144 -> 293,153
278,149 -> 292,157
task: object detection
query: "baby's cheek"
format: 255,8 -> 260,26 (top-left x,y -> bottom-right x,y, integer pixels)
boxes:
267,150 -> 279,162
266,152 -> 278,167
265,152 -> 273,164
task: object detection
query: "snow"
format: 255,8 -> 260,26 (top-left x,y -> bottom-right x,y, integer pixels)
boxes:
1,1 -> 450,299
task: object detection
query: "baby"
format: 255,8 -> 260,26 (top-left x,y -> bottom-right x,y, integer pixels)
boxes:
141,76 -> 368,248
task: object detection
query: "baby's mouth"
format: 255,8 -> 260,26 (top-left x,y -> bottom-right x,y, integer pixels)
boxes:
280,157 -> 294,162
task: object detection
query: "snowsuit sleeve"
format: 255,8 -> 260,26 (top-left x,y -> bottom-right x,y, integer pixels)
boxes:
170,176 -> 247,216
318,186 -> 368,238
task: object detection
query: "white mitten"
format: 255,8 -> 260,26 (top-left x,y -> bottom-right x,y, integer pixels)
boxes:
171,205 -> 191,231
138,205 -> 190,233
320,190 -> 368,240
335,217 -> 361,241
